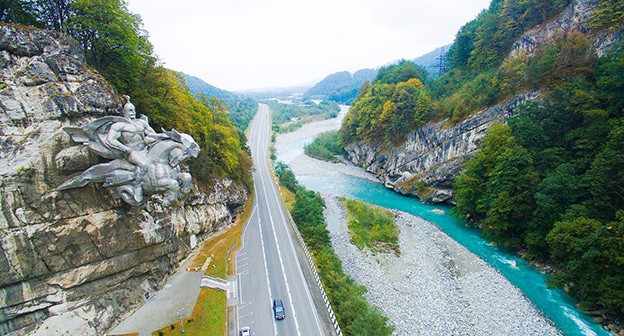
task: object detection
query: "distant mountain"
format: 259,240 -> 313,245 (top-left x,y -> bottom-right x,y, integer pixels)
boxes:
304,68 -> 378,104
181,72 -> 236,100
412,43 -> 452,78
305,45 -> 451,105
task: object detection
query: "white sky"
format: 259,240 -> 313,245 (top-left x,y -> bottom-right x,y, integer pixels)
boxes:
126,0 -> 491,92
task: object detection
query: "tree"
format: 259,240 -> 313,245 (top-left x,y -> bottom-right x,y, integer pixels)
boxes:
482,144 -> 538,248
453,123 -> 517,220
548,213 -> 624,314
0,0 -> 41,26
68,0 -> 155,94
36,0 -> 72,31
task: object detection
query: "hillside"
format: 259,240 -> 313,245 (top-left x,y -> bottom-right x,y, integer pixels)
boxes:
339,0 -> 624,328
0,2 -> 253,335
412,43 -> 452,78
305,44 -> 452,105
304,69 -> 378,104
0,23 -> 248,336
182,72 -> 236,100
181,72 -> 258,131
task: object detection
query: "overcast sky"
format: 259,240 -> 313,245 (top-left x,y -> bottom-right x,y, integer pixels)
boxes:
126,0 -> 491,92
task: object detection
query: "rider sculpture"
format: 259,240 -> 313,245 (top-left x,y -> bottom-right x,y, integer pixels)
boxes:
57,95 -> 200,206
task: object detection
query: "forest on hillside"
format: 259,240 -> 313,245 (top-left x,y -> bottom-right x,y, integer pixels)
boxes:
182,72 -> 258,132
340,0 -> 624,321
1,0 -> 253,190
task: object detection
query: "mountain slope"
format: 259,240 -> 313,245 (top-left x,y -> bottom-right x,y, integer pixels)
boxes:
181,72 -> 236,100
412,43 -> 452,78
0,23 -> 247,336
339,0 -> 624,326
181,72 -> 258,131
305,69 -> 378,104
305,44 -> 452,105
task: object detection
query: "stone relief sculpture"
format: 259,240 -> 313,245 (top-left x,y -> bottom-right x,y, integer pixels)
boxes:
58,95 -> 200,205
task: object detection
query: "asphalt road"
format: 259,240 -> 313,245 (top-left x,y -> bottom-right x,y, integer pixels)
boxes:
235,104 -> 327,336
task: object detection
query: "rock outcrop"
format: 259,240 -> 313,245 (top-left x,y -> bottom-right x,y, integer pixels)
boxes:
344,0 -> 621,204
345,92 -> 540,204
509,0 -> 620,58
0,24 -> 246,336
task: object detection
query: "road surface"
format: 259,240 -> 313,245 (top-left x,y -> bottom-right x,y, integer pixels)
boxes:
235,103 -> 331,335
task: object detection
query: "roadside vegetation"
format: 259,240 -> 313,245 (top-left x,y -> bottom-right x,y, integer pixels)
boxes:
304,130 -> 346,163
275,162 -> 394,335
339,198 -> 400,254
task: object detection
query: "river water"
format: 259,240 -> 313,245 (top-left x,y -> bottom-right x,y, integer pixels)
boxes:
274,105 -> 608,336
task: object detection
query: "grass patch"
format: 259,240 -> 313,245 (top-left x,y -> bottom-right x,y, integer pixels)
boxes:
278,184 -> 296,212
151,288 -> 225,336
339,198 -> 400,254
304,131 -> 346,163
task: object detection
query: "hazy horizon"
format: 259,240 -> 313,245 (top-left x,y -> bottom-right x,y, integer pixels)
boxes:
127,0 -> 491,91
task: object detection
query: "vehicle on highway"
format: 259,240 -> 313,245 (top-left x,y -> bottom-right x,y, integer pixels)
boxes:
273,299 -> 285,320
239,326 -> 251,336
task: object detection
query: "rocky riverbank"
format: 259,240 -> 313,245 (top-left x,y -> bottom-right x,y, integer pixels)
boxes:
324,196 -> 562,335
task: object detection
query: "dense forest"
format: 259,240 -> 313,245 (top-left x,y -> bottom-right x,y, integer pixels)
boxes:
340,0 -> 624,321
1,0 -> 253,189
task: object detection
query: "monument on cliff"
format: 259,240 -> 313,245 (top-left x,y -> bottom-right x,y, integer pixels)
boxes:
57,95 -> 200,206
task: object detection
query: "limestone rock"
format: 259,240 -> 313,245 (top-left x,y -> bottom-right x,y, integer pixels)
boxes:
0,23 -> 247,336
345,92 -> 541,204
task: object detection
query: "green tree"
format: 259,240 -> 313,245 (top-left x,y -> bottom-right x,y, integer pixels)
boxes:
548,213 -> 624,314
374,60 -> 428,85
68,0 -> 155,94
0,0 -> 41,26
453,123 -> 517,220
482,144 -> 538,248
528,163 -> 580,258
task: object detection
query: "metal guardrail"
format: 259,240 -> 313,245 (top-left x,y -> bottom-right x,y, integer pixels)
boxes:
285,210 -> 343,336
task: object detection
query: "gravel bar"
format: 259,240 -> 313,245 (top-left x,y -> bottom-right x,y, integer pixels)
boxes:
324,196 -> 562,336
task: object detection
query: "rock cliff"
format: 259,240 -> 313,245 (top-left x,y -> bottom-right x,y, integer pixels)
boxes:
0,24 -> 247,336
345,92 -> 541,204
344,0 -> 620,204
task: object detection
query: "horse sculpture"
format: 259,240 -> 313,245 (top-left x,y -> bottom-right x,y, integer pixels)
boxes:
57,102 -> 200,206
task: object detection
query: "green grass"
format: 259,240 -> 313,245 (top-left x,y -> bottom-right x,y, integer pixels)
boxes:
339,198 -> 400,254
152,288 -> 225,336
304,130 -> 346,163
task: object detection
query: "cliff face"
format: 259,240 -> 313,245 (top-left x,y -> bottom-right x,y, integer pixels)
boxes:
344,0 -> 619,204
345,92 -> 540,203
0,24 -> 247,336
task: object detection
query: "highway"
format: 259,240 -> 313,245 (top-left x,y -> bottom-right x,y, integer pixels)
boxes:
235,103 -> 330,335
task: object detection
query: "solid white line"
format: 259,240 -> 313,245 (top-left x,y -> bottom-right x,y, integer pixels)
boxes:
253,105 -> 279,334
235,204 -> 257,332
258,167 -> 301,336
262,103 -> 324,334
268,174 -> 325,335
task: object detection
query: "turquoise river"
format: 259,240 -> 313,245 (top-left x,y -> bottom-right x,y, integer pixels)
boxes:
297,172 -> 608,336
274,105 -> 610,336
